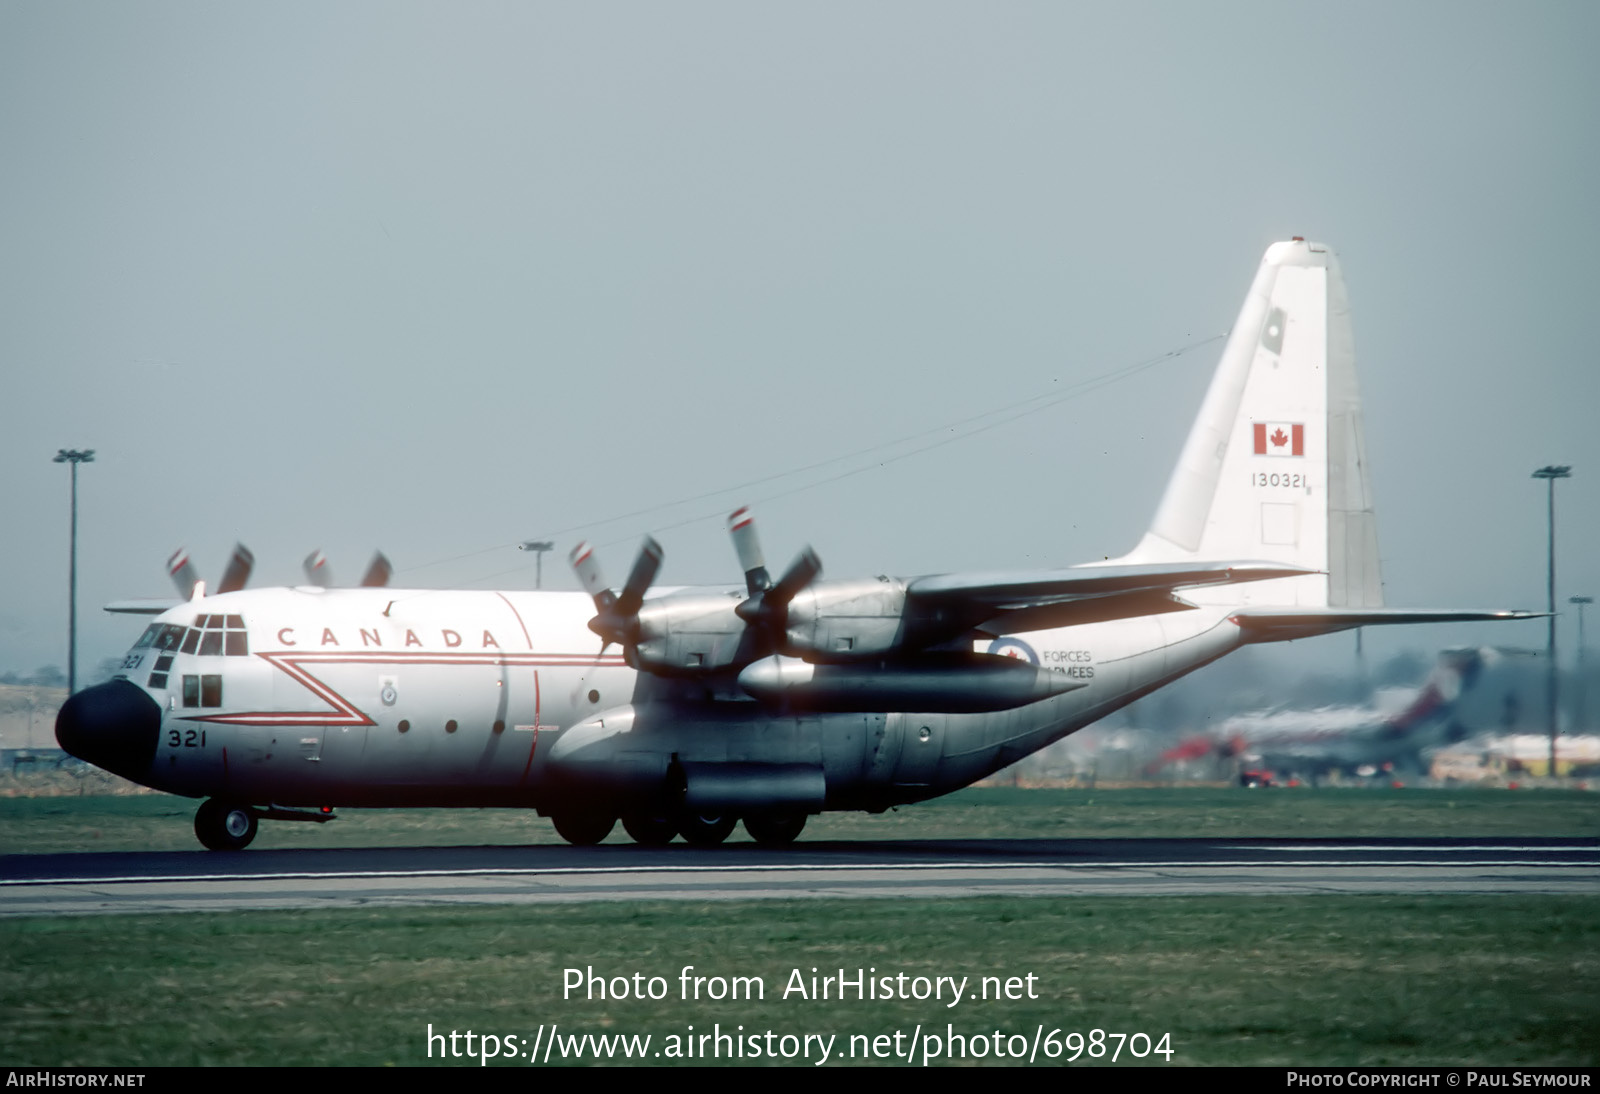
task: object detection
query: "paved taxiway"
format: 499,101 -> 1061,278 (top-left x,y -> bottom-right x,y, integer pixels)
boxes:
2,838 -> 1595,915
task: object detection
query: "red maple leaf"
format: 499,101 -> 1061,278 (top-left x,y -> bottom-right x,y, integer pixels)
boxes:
1270,428 -> 1288,448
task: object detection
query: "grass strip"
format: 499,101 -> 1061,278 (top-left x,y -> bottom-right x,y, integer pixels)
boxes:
2,786 -> 1596,854
2,895 -> 1595,1066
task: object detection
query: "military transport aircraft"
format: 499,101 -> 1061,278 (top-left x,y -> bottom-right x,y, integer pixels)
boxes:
56,239 -> 1535,850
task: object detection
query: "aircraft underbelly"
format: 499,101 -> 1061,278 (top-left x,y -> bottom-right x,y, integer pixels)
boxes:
891,713 -> 944,786
215,726 -> 324,799
883,614 -> 1242,798
540,703 -> 906,809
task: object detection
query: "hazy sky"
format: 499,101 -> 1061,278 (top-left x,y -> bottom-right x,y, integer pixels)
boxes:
2,2 -> 1597,678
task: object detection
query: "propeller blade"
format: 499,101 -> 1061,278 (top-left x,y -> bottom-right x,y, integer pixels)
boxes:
728,508 -> 771,595
167,549 -> 201,599
767,546 -> 821,609
303,550 -> 332,587
734,545 -> 821,632
571,538 -> 661,649
216,544 -> 254,594
569,542 -> 615,611
360,551 -> 393,588
614,537 -> 663,619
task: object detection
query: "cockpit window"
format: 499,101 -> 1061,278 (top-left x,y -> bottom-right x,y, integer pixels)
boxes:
153,624 -> 188,652
190,614 -> 250,656
147,617 -> 248,668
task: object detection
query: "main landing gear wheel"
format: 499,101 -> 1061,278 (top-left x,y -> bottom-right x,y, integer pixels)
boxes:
743,813 -> 806,846
621,813 -> 678,846
194,798 -> 258,851
677,813 -> 737,846
551,812 -> 617,846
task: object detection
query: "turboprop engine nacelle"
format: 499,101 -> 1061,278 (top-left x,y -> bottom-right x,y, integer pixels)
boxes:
630,592 -> 752,675
782,578 -> 910,660
737,653 -> 1086,713
628,580 -> 921,676
574,515 -> 947,678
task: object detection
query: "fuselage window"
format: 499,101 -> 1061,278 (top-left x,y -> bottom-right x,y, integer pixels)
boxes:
134,626 -> 160,650
181,675 -> 224,709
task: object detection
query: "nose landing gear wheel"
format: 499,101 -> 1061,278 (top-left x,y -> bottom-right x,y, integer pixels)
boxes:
621,813 -> 678,846
677,813 -> 737,846
194,799 -> 258,851
551,812 -> 617,846
742,813 -> 806,846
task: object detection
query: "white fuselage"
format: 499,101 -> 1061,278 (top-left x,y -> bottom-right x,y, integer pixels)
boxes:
114,584 -> 1244,810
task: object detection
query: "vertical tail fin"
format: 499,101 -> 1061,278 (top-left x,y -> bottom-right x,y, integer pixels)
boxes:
1119,239 -> 1382,609
1383,648 -> 1493,735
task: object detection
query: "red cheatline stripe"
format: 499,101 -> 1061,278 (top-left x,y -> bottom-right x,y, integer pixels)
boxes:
191,649 -> 622,727
260,651 -> 623,665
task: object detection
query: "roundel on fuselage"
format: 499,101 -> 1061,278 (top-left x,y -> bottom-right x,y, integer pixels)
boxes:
987,637 -> 1039,665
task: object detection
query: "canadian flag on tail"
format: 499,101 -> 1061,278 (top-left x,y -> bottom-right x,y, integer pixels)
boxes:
1253,422 -> 1304,457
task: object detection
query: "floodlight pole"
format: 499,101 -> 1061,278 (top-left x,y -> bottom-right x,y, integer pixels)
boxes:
1572,596 -> 1592,734
1533,465 -> 1570,776
520,541 -> 555,589
53,448 -> 96,695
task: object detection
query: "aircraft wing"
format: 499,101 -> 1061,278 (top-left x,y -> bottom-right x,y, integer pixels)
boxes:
904,560 -> 1316,640
1230,608 -> 1543,642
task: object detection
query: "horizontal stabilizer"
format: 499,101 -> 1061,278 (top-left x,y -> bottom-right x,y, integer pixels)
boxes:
105,599 -> 182,616
1232,608 -> 1542,642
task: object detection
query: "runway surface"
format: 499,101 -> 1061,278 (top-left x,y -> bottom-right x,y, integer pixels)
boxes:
2,837 -> 1595,915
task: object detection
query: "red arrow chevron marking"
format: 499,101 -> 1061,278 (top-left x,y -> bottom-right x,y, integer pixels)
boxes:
189,650 -> 625,728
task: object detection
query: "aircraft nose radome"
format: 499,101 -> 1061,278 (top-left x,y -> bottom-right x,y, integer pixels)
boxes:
55,680 -> 162,780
